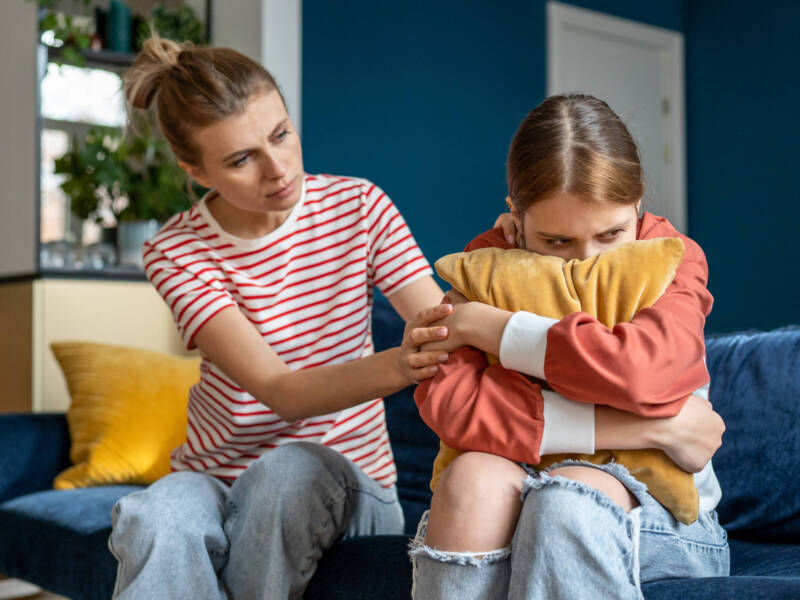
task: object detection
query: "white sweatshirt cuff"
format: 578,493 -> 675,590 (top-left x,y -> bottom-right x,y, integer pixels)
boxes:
499,311 -> 558,380
539,390 -> 595,455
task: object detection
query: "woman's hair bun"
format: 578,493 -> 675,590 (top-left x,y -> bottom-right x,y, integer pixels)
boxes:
124,33 -> 185,110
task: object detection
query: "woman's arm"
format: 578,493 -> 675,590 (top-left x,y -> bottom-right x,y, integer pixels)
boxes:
194,289 -> 450,422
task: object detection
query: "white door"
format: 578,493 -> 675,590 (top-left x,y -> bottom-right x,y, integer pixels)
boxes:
547,2 -> 686,232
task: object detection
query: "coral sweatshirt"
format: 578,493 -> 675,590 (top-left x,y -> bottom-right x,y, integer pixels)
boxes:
414,212 -> 714,465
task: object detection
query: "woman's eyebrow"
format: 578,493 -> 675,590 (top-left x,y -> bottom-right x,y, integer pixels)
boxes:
220,119 -> 290,162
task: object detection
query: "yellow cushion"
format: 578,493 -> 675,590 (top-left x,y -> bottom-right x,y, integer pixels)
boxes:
50,341 -> 200,489
431,237 -> 702,524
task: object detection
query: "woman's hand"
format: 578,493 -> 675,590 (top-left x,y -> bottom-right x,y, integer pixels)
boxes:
657,394 -> 725,472
420,290 -> 473,353
397,303 -> 454,384
494,212 -> 518,246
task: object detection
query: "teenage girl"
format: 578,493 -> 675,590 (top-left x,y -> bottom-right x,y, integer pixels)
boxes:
410,94 -> 729,600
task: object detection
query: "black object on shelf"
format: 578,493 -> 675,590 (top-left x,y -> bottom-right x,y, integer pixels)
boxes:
46,44 -> 136,69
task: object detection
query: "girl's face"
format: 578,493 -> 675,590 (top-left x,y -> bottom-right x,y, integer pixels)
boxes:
507,192 -> 641,262
180,90 -> 304,216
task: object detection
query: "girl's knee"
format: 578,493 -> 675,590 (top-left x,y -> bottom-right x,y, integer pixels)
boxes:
426,453 -> 526,552
547,465 -> 638,512
435,453 -> 525,509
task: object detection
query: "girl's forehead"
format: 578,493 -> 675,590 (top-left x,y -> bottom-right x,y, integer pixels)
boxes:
526,193 -> 637,235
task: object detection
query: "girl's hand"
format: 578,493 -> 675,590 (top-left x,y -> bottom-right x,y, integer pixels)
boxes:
398,303 -> 453,384
658,395 -> 725,472
494,212 -> 518,246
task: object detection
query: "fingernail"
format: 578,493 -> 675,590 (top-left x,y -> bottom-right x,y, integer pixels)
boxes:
507,235 -> 515,245
440,304 -> 453,313
438,353 -> 449,363
436,327 -> 448,337
429,365 -> 438,374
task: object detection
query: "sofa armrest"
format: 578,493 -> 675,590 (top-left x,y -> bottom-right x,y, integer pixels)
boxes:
0,413 -> 71,503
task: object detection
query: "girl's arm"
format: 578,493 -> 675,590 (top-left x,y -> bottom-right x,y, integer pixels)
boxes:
427,219 -> 712,417
194,276 -> 449,422
415,346 -> 723,473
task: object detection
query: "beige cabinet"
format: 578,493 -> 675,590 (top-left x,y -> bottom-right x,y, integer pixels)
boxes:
0,278 -> 190,413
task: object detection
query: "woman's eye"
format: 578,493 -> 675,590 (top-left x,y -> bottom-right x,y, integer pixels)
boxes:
275,129 -> 290,141
232,154 -> 250,167
545,238 -> 571,246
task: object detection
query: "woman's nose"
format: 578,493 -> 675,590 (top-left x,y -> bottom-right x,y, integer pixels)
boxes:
262,150 -> 288,179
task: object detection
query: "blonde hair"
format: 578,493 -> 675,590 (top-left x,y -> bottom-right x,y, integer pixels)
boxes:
507,94 -> 644,211
123,33 -> 283,166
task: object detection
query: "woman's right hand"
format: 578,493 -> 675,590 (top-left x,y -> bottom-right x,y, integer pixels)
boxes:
658,394 -> 725,472
397,303 -> 454,384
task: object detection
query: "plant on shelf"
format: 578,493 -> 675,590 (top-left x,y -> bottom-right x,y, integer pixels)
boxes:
35,0 -> 93,66
53,116 -> 199,266
137,3 -> 208,50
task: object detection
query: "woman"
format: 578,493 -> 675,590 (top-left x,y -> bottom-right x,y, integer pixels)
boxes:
111,36 -> 723,599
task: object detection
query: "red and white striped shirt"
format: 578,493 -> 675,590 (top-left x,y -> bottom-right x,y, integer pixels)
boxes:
143,174 -> 432,487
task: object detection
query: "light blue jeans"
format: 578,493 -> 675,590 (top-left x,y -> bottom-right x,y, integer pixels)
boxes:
109,441 -> 404,600
410,460 -> 729,600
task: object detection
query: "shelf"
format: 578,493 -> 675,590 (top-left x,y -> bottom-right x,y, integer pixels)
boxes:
0,267 -> 147,284
46,44 -> 136,70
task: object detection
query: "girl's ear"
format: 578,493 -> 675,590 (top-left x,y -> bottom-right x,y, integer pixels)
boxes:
178,159 -> 212,190
635,199 -> 642,215
505,196 -> 525,248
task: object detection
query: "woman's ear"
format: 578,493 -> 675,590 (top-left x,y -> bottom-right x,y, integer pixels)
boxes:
178,159 -> 212,190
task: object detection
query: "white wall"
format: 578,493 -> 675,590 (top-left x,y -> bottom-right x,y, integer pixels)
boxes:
0,1 -> 38,276
212,0 -> 302,132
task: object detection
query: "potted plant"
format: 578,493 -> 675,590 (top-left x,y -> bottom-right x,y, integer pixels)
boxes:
54,118 -> 195,267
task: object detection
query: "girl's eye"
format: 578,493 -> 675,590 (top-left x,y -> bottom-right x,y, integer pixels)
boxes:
545,238 -> 571,246
599,229 -> 624,240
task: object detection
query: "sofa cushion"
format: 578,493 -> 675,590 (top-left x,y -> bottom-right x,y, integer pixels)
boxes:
0,486 -> 140,600
706,326 -> 800,541
0,414 -> 71,504
729,540 -> 800,577
51,342 -> 201,489
641,576 -> 800,600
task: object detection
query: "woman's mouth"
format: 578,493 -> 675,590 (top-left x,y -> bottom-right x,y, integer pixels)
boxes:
267,178 -> 296,199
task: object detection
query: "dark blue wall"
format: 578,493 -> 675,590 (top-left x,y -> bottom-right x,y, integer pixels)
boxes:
302,1 -> 682,276
684,1 -> 800,332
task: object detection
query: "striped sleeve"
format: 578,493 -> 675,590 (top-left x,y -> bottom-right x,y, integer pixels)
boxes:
363,182 -> 432,296
143,241 -> 237,350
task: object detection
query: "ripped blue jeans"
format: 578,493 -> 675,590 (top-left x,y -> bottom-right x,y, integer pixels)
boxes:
409,460 -> 729,600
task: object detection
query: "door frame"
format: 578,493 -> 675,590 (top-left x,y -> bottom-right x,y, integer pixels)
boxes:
547,2 -> 686,233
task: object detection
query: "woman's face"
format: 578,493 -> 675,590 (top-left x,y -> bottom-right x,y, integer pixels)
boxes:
180,90 -> 304,215
507,192 -> 641,262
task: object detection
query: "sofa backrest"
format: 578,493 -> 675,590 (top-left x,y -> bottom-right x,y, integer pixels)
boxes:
706,326 -> 800,542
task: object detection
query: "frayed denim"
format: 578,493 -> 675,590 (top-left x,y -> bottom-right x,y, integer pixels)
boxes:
410,460 -> 728,600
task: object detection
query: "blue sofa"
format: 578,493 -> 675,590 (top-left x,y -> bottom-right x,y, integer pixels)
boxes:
1,299 -> 799,599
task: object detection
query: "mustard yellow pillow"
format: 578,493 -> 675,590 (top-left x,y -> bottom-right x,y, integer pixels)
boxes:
50,342 -> 200,489
431,238 -> 702,524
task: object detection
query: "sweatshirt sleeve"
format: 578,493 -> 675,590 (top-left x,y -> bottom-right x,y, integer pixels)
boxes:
413,347 -> 594,464
498,230 -> 713,418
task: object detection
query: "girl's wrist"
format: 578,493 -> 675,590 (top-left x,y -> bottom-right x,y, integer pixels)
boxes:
462,302 -> 512,356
